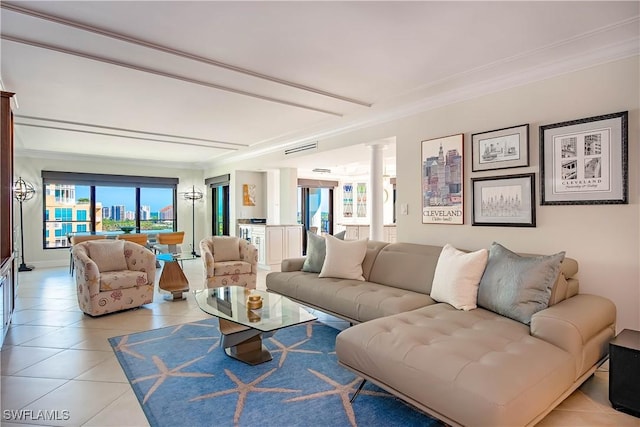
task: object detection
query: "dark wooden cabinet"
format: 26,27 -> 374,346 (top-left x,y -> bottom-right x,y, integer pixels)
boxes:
1,91 -> 16,345
609,329 -> 640,417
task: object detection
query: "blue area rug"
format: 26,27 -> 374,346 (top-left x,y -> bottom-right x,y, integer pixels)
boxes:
109,318 -> 442,427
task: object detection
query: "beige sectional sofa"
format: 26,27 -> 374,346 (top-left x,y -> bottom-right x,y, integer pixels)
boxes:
265,240 -> 616,427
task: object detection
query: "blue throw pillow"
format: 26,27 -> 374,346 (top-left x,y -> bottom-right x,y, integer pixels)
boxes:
477,242 -> 565,325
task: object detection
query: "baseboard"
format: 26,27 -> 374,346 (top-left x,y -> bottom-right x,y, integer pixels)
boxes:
22,260 -> 68,270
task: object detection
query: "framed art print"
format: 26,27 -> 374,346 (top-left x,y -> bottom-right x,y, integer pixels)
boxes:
472,173 -> 535,227
421,133 -> 464,224
471,124 -> 529,171
540,111 -> 628,205
242,184 -> 256,206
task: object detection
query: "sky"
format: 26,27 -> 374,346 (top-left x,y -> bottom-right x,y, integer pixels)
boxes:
74,186 -> 173,213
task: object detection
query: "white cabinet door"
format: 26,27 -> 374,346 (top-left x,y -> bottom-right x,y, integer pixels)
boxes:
252,226 -> 266,266
284,226 -> 302,258
344,225 -> 359,240
386,226 -> 397,243
265,227 -> 284,266
358,226 -> 370,240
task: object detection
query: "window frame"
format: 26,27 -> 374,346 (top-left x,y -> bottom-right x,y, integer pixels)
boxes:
42,171 -> 178,249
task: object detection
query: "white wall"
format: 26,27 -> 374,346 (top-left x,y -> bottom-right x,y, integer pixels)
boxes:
204,57 -> 639,331
13,156 -> 204,267
392,57 -> 639,332
234,170 -> 266,226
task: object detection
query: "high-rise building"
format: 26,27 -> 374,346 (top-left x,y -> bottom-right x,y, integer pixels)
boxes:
140,205 -> 151,220
43,184 -> 103,248
159,205 -> 173,220
111,205 -> 125,221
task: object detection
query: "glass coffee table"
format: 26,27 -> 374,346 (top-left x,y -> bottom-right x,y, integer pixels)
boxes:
194,286 -> 317,365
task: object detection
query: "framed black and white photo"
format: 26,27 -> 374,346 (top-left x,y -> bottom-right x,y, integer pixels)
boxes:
540,111 -> 628,205
472,173 -> 535,227
421,133 -> 464,224
472,124 -> 529,171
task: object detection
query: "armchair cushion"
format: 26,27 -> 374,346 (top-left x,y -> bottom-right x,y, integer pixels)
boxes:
100,270 -> 149,291
87,240 -> 128,272
212,236 -> 240,261
214,261 -> 252,276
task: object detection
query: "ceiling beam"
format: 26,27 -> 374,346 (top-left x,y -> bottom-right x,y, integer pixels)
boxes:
14,121 -> 238,150
1,2 -> 372,108
15,114 -> 247,148
2,35 -> 344,117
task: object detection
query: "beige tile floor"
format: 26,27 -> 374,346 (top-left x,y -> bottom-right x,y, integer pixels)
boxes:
1,260 -> 638,426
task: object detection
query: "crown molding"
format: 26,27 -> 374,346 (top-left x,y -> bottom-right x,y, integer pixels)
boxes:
1,2 -> 371,108
213,38 -> 639,167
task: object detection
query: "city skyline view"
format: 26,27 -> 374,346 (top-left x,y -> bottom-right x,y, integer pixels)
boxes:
74,186 -> 173,214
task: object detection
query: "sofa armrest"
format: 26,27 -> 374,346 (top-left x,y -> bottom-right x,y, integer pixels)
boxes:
281,257 -> 306,272
530,294 -> 616,378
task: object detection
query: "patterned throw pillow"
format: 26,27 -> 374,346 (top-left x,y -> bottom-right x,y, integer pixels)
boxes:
477,242 -> 565,324
212,236 -> 240,262
87,240 -> 128,272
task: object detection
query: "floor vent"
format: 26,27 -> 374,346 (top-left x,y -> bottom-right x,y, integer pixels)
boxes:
284,142 -> 317,155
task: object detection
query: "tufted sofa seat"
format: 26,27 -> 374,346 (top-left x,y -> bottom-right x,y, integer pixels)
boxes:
266,240 -> 616,426
337,304 -> 576,426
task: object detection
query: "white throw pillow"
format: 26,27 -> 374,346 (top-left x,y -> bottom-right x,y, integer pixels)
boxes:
430,244 -> 489,310
319,235 -> 368,281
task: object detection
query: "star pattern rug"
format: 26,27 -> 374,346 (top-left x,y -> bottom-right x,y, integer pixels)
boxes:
109,318 -> 442,427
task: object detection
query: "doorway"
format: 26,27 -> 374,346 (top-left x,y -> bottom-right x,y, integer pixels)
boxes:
207,174 -> 231,236
212,184 -> 230,236
297,178 -> 337,253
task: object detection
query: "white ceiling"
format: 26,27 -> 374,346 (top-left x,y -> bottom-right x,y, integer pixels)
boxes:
1,1 -> 638,169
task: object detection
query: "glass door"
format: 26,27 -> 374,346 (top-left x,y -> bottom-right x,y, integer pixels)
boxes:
298,186 -> 334,253
306,188 -> 333,234
212,184 -> 230,236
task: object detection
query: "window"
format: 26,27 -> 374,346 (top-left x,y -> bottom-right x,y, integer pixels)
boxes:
42,171 -> 178,249
96,186 -> 135,231
54,208 -> 73,221
140,187 -> 175,232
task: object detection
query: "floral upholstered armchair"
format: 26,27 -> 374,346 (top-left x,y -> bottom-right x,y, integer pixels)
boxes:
200,236 -> 258,289
72,239 -> 156,316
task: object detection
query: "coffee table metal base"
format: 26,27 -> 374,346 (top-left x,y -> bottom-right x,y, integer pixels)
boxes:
219,318 -> 273,365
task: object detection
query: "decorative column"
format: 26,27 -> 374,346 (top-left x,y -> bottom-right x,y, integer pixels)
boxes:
367,142 -> 386,241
